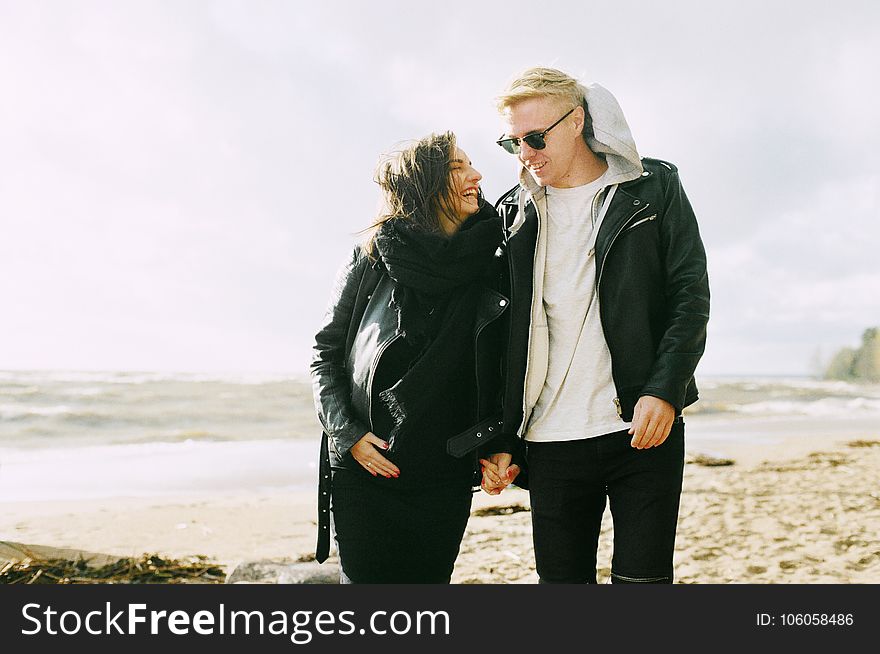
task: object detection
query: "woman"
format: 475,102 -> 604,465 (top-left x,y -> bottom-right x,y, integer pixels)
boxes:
310,132 -> 514,583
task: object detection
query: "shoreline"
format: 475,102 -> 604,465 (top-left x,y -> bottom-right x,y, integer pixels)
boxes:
3,414 -> 877,502
3,428 -> 880,583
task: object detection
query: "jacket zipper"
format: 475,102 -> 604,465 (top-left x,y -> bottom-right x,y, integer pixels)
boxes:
367,333 -> 401,430
597,203 -> 650,288
473,298 -> 507,422
598,202 -> 650,416
625,213 -> 657,231
502,224 -> 517,436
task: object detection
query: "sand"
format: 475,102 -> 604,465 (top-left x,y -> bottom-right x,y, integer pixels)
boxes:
455,439 -> 880,584
2,434 -> 879,584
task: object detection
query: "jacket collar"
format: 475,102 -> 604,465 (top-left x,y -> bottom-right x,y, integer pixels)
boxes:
595,170 -> 656,254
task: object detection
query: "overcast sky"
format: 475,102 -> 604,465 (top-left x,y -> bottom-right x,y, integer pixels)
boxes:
1,0 -> 878,377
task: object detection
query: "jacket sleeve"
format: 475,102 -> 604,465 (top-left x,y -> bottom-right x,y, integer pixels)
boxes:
639,170 -> 710,412
310,247 -> 371,457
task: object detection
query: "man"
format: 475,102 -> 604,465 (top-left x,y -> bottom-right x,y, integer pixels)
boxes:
481,67 -> 709,584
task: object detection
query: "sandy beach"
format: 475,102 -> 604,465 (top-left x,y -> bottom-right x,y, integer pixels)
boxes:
3,421 -> 879,584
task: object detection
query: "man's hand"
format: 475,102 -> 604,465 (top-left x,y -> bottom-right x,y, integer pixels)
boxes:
628,396 -> 676,449
479,453 -> 520,495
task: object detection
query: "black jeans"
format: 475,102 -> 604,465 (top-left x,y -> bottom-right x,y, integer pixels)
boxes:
527,421 -> 685,583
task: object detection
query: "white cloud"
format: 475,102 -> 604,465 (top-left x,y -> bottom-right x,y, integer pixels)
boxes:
1,0 -> 878,374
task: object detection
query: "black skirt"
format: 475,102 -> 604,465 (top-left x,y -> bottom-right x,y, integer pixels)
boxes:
331,468 -> 473,583
328,330 -> 478,582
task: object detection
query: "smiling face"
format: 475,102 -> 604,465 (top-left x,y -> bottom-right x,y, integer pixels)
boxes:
501,96 -> 585,188
445,146 -> 483,224
368,134 -> 483,247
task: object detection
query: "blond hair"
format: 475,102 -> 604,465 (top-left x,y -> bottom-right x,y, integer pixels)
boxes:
495,67 -> 594,142
495,67 -> 588,112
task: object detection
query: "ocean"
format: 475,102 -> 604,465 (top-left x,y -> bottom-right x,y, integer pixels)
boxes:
0,371 -> 322,502
1,371 -> 878,502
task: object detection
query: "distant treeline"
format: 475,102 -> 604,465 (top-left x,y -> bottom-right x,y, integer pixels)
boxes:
825,327 -> 880,382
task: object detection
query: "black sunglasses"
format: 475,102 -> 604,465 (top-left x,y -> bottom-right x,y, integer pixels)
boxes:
496,107 -> 576,154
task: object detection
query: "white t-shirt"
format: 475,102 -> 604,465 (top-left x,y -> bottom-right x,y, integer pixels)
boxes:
525,174 -> 632,441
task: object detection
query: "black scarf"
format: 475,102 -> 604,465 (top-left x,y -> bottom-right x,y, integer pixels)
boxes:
373,202 -> 502,448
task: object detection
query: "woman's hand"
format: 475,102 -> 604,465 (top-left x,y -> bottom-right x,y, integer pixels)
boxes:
350,432 -> 400,478
479,454 -> 520,495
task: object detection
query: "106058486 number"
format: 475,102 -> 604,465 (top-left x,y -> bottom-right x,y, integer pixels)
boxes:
756,613 -> 854,627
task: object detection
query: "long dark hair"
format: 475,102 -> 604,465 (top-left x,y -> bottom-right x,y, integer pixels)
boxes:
363,132 -> 460,257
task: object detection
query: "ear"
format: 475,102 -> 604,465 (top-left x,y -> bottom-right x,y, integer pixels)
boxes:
571,105 -> 586,136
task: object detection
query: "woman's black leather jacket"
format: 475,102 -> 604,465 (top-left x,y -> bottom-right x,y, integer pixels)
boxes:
310,243 -> 513,466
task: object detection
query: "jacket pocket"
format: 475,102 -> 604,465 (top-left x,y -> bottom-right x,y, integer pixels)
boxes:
624,214 -> 657,232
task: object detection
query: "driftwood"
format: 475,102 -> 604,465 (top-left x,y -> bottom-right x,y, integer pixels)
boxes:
686,453 -> 735,467
471,504 -> 531,518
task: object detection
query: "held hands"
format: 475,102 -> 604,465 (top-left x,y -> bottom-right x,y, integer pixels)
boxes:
350,432 -> 400,479
478,453 -> 520,495
629,396 -> 676,449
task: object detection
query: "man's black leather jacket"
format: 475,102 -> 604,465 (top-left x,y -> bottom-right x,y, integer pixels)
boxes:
496,157 -> 710,437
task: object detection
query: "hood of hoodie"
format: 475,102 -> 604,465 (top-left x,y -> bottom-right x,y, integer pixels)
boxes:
517,82 -> 643,200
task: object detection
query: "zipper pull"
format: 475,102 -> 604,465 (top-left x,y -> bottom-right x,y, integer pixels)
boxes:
613,397 -> 623,417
